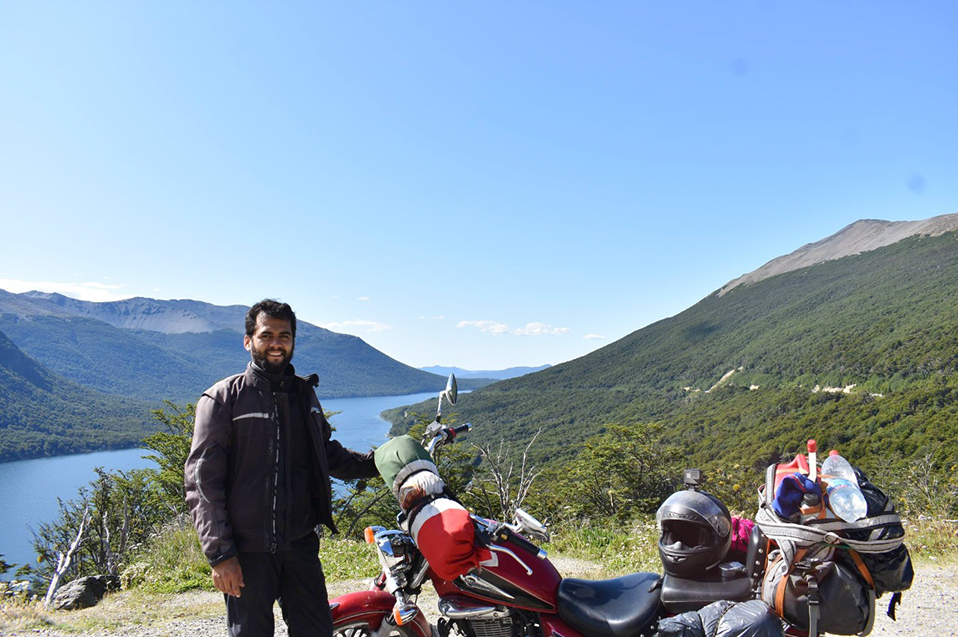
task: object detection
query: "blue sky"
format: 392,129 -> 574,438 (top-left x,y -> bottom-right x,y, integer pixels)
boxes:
1,2 -> 956,370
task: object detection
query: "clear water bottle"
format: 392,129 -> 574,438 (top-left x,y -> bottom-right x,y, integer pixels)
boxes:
821,452 -> 868,522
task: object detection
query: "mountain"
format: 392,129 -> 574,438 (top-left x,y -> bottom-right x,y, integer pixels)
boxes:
0,292 -> 458,402
0,330 -> 154,462
387,212 -> 958,477
419,365 -> 551,381
719,213 -> 958,295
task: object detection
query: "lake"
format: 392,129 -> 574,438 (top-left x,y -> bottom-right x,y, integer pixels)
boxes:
0,391 -> 436,578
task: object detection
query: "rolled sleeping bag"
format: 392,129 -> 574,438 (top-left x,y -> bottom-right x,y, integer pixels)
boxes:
374,435 -> 489,581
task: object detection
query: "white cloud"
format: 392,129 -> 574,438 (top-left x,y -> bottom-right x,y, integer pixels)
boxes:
357,296 -> 370,301
458,319 -> 570,337
457,320 -> 511,334
0,279 -> 128,303
584,334 -> 605,340
322,319 -> 391,333
514,322 -> 571,336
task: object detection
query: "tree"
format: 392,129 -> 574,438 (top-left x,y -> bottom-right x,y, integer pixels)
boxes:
470,430 -> 543,523
551,422 -> 682,521
141,402 -> 196,516
29,467 -> 169,584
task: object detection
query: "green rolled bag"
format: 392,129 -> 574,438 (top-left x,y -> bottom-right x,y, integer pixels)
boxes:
374,435 -> 442,501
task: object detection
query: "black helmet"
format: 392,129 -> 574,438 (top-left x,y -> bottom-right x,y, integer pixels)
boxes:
656,489 -> 732,577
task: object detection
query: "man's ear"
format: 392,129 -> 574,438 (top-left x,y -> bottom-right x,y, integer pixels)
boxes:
243,334 -> 252,351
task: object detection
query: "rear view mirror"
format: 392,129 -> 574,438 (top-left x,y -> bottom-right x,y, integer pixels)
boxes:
444,374 -> 458,406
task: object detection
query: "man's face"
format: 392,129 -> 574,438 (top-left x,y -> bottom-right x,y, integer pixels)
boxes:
244,314 -> 294,373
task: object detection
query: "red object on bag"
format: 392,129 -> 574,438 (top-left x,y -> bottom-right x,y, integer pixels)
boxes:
730,516 -> 754,555
773,454 -> 810,494
410,498 -> 491,581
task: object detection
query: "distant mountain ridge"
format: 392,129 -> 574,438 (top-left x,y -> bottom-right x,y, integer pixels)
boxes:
419,365 -> 551,381
0,291 -> 455,402
1,291 -> 322,335
720,212 -> 958,295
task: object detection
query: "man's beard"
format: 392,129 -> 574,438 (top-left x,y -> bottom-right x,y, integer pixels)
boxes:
251,345 -> 293,374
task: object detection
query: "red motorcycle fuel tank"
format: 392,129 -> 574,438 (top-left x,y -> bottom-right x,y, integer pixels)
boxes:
431,534 -> 563,612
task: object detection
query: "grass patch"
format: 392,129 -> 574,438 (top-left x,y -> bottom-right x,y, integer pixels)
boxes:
121,523 -> 379,594
546,516 -> 661,576
903,518 -> 958,561
122,522 -> 212,593
0,595 -> 55,634
321,534 -> 380,581
0,588 -> 224,636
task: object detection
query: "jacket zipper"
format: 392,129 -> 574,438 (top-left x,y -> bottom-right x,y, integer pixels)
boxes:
270,396 -> 280,553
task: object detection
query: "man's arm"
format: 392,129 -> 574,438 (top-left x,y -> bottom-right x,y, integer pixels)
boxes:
311,396 -> 378,480
184,393 -> 239,568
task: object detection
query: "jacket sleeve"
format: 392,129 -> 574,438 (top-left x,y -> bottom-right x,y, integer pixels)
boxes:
184,392 -> 236,566
311,394 -> 378,480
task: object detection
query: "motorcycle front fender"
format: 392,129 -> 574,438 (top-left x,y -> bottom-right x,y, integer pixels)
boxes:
330,589 -> 432,637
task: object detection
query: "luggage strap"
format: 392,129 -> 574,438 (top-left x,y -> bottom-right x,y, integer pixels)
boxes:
755,504 -> 904,566
806,574 -> 820,637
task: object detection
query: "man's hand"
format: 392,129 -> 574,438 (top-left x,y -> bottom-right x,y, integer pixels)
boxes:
212,557 -> 245,597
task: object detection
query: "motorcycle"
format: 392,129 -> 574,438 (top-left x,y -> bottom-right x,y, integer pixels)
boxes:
328,375 -> 664,637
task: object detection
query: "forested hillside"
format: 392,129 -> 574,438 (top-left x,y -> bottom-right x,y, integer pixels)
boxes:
0,330 -> 154,462
388,231 -> 958,478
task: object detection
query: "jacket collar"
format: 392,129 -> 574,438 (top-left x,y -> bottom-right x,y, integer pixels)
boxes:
245,361 -> 299,392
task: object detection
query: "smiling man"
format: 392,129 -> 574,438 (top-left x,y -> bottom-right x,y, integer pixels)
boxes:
185,299 -> 378,636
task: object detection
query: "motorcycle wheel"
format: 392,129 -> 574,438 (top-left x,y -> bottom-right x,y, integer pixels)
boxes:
333,620 -> 417,637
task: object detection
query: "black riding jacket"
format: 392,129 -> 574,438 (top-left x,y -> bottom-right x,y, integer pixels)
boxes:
185,362 -> 377,566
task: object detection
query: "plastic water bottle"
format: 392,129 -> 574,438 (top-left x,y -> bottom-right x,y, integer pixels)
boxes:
821,451 -> 868,522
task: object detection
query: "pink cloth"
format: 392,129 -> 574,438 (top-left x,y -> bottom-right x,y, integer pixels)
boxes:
730,516 -> 754,555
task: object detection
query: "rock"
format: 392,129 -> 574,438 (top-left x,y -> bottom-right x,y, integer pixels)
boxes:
2,579 -> 36,598
53,575 -> 120,610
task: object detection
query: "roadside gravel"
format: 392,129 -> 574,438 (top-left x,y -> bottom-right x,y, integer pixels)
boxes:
6,559 -> 955,636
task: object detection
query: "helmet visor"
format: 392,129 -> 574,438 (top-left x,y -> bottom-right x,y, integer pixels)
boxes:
656,490 -> 731,538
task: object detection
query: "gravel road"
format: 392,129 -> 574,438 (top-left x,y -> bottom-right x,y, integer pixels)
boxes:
8,560 -> 956,636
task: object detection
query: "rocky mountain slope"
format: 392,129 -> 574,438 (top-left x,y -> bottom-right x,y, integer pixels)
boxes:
719,211 -> 958,295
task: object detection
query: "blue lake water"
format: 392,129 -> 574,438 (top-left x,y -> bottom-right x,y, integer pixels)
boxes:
0,391 -> 435,578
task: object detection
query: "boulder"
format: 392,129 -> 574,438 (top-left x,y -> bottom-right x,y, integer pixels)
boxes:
3,579 -> 36,598
53,575 -> 120,610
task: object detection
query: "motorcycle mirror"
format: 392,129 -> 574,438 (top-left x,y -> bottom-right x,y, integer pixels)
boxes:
515,508 -> 550,542
444,374 -> 458,406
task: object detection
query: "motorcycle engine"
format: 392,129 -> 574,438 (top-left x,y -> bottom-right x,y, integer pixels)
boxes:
463,617 -> 514,637
437,596 -> 521,637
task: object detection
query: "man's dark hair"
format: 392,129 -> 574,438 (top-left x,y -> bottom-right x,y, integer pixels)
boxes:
246,299 -> 297,338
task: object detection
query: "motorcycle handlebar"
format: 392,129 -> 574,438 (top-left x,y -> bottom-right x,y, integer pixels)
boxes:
425,423 -> 472,454
490,523 -> 542,558
449,423 -> 472,437
504,528 -> 541,557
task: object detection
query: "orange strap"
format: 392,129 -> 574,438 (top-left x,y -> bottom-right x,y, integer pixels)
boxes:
774,567 -> 789,616
773,547 -> 808,616
848,549 -> 875,589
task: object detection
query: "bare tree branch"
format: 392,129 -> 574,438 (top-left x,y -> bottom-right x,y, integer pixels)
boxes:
44,505 -> 89,608
473,429 -> 542,521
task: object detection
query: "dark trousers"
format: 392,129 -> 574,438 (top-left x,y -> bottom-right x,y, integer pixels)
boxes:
225,532 -> 333,637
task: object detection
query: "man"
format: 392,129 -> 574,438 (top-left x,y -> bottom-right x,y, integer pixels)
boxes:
185,299 -> 378,636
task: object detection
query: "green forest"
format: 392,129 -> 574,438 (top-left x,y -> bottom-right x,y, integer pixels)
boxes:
0,332 -> 155,462
387,232 -> 958,491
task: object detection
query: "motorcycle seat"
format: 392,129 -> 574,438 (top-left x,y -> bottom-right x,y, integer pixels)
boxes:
557,571 -> 661,637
